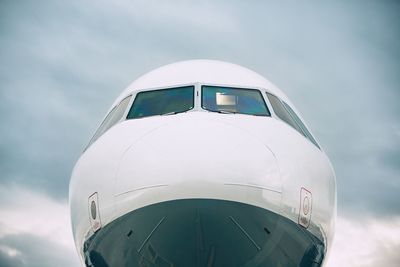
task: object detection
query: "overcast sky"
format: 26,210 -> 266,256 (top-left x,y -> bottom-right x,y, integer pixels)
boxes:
1,1 -> 399,266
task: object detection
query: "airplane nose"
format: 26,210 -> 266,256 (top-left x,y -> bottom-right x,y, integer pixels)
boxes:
115,117 -> 282,210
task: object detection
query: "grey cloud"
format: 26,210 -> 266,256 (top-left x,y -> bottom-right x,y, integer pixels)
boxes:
0,233 -> 80,267
371,243 -> 400,267
380,145 -> 400,172
0,249 -> 25,267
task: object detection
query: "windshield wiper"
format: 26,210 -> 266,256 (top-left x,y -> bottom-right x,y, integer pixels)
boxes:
216,110 -> 237,114
160,110 -> 188,116
160,111 -> 178,116
216,110 -> 267,116
249,113 -> 268,117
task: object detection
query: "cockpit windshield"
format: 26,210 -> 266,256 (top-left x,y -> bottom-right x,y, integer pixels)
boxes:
201,85 -> 270,116
126,86 -> 194,119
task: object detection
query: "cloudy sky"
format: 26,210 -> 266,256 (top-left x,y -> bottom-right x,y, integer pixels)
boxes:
1,0 -> 399,266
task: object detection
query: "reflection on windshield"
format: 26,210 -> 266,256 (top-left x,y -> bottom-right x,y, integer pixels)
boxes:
126,86 -> 194,119
202,86 -> 270,116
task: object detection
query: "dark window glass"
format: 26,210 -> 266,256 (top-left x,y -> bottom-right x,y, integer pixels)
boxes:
282,101 -> 320,149
202,86 -> 270,116
266,93 -> 303,134
86,95 -> 132,149
127,86 -> 194,119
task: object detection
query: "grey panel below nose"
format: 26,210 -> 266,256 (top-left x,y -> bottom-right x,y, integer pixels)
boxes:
84,199 -> 325,267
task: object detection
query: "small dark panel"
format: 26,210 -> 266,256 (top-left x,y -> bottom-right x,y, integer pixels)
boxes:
90,201 -> 97,220
126,230 -> 133,238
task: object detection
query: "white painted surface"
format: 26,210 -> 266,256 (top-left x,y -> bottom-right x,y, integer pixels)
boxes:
69,60 -> 336,266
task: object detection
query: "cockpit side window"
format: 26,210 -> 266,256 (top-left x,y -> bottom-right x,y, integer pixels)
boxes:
266,92 -> 320,149
201,86 -> 271,116
126,86 -> 195,119
281,101 -> 320,149
86,95 -> 132,149
266,93 -> 303,134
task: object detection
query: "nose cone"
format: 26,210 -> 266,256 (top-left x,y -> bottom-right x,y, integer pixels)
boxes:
115,116 -> 281,198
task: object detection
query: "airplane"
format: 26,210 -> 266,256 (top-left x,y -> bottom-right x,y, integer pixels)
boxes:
69,60 -> 336,267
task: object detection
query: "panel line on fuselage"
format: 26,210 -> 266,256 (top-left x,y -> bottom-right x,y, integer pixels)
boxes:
224,183 -> 282,194
114,184 -> 169,197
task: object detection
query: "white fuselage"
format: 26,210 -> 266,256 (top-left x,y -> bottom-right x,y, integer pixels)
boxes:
69,60 -> 336,267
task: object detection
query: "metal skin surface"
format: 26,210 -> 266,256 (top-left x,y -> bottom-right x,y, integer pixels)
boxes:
69,60 -> 336,267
